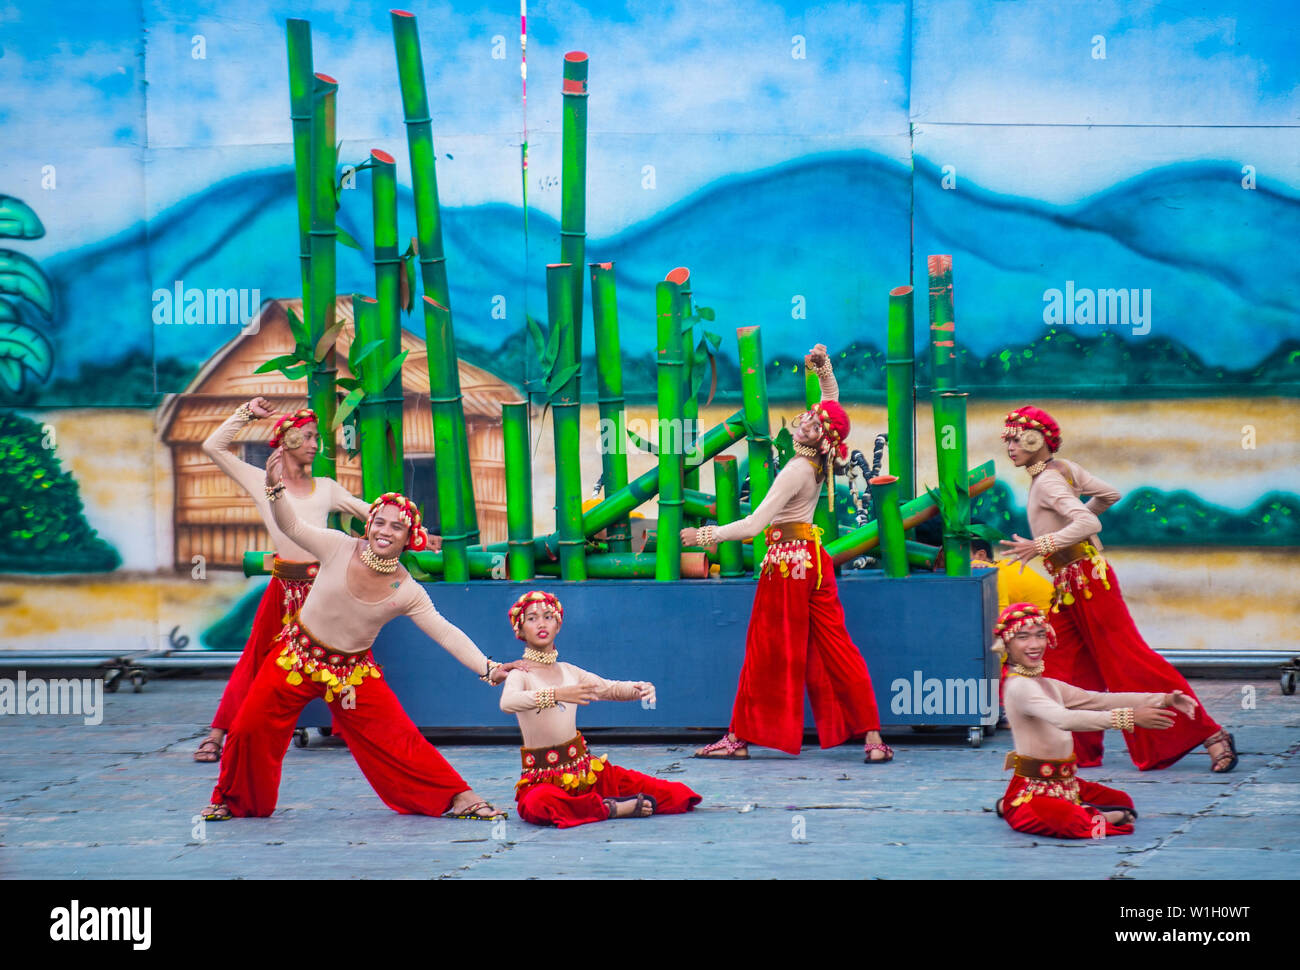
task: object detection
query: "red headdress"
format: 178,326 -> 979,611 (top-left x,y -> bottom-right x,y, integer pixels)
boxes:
365,492 -> 430,552
269,408 -> 318,449
991,602 -> 1057,663
1000,406 -> 1061,454
508,590 -> 564,640
812,400 -> 850,461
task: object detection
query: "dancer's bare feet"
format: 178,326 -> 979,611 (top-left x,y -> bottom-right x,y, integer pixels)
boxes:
193,729 -> 225,763
1102,808 -> 1136,827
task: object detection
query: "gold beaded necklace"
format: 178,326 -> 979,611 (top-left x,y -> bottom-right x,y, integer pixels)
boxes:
1027,460 -> 1049,477
360,544 -> 399,574
1009,662 -> 1045,678
522,646 -> 557,664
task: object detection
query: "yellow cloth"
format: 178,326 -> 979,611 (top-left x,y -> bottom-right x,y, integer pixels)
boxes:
972,558 -> 1055,613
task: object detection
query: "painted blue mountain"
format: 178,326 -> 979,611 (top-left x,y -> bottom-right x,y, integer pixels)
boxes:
27,151 -> 1300,406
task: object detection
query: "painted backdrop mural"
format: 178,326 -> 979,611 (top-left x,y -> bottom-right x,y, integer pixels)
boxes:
1,0 -> 1296,654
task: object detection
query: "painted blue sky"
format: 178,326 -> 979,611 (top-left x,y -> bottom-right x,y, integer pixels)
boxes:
3,0 -> 1297,253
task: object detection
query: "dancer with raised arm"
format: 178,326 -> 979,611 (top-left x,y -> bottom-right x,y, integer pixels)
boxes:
200,451 -> 521,822
501,590 -> 702,827
193,399 -> 400,763
683,344 -> 890,764
993,603 -> 1198,838
998,406 -> 1235,772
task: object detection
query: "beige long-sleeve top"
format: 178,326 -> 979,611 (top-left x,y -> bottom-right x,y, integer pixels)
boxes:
203,411 -> 372,561
1004,674 -> 1165,761
268,493 -> 490,670
500,662 -> 644,749
1026,458 -> 1122,552
714,367 -> 838,543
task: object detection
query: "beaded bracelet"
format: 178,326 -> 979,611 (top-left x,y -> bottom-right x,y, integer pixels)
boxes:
265,482 -> 286,503
535,687 -> 556,713
234,402 -> 256,423
1034,534 -> 1058,559
696,525 -> 717,547
479,659 -> 501,685
1111,708 -> 1135,733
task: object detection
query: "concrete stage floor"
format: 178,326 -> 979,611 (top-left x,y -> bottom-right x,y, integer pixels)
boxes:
2,676 -> 1296,880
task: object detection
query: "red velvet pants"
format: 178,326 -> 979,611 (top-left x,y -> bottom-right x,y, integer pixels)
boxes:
1001,774 -> 1135,839
515,762 -> 702,828
210,577 -> 310,732
1045,564 -> 1220,770
210,650 -> 470,818
730,547 -> 881,755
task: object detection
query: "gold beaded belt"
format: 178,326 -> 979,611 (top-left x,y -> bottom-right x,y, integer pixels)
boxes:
1004,751 -> 1078,781
271,557 -> 321,582
1044,542 -> 1092,573
274,617 -> 381,703
761,521 -> 825,586
517,732 -> 608,795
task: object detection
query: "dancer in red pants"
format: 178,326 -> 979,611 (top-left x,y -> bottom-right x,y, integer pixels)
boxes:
683,344 -> 889,763
193,399 -> 379,763
993,603 -> 1198,839
200,453 -> 522,822
501,591 -> 702,827
998,406 -> 1236,772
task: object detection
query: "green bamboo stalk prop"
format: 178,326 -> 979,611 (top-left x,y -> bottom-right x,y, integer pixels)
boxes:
905,540 -> 940,570
589,261 -> 630,552
869,475 -> 909,578
392,9 -> 478,542
286,20 -> 314,336
738,326 -> 773,577
422,297 -> 471,581
670,267 -> 700,495
351,295 -> 391,501
405,548 -> 509,578
547,263 -> 587,580
826,460 -> 996,566
683,488 -> 750,521
887,284 -> 916,502
713,454 -> 745,577
307,72 -> 340,478
560,52 -> 589,361
655,279 -> 685,581
479,408 -> 750,554
934,391 -> 972,576
369,148 -> 405,494
502,401 -> 535,580
927,255 -> 957,394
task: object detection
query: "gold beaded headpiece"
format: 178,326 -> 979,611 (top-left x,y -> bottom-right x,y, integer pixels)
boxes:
1000,406 -> 1061,453
991,603 -> 1057,664
269,408 -> 318,449
366,492 -> 430,552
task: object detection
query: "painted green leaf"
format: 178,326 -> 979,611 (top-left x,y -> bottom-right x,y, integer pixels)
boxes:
0,357 -> 22,391
286,306 -> 309,347
0,196 -> 44,240
336,227 -> 363,251
0,249 -> 54,318
348,338 -> 385,373
335,376 -> 363,391
546,363 -> 581,399
525,316 -> 547,364
0,322 -> 53,381
543,319 -> 562,373
626,427 -> 657,454
281,363 -> 309,381
696,306 -> 716,321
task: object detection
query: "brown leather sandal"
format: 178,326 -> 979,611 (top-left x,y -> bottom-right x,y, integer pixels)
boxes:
193,738 -> 222,763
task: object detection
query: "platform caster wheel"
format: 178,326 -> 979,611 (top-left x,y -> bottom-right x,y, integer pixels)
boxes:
982,723 -> 996,738
1282,670 -> 1297,696
968,727 -> 983,748
318,727 -> 332,738
293,728 -> 309,748
131,671 -> 146,693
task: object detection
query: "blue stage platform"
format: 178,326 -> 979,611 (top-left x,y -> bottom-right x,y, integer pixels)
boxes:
299,569 -> 1000,739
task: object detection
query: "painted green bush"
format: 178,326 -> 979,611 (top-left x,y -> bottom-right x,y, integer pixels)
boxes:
0,411 -> 120,572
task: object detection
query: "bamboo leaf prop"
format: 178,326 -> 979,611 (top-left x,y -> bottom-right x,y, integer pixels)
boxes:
626,426 -> 657,454
333,387 -> 366,428
254,353 -> 306,376
314,321 -> 346,362
348,338 -> 386,373
286,306 -> 310,350
335,226 -> 363,251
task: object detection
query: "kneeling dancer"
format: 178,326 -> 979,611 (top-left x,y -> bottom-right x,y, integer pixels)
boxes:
683,344 -> 889,762
501,590 -> 702,827
202,452 -> 523,822
995,603 -> 1197,839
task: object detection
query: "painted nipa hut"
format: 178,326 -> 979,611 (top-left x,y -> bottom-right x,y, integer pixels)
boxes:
158,297 -> 521,570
